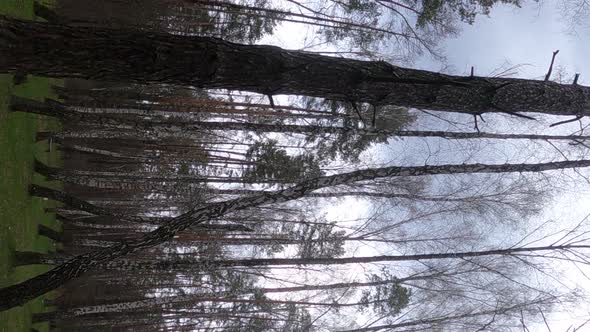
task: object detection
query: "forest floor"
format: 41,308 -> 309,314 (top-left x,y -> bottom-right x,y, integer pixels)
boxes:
0,1 -> 63,331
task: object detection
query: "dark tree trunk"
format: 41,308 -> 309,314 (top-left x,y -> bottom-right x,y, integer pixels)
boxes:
37,224 -> 63,243
12,251 -> 56,267
30,184 -> 252,232
2,17 -> 590,117
14,97 -> 590,142
190,243 -> 589,267
33,2 -> 63,23
2,158 -> 590,311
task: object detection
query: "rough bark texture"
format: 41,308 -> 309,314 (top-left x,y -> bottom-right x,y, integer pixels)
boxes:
2,159 -> 590,310
12,251 -> 56,267
37,224 -> 63,243
14,97 -> 590,142
30,184 -> 253,232
30,184 -> 143,223
22,273 -> 504,321
26,242 -> 576,321
2,17 -> 590,117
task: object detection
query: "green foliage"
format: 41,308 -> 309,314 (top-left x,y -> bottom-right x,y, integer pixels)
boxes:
297,222 -> 346,259
244,140 -> 323,183
317,0 -> 384,52
216,0 -> 281,43
417,0 -> 524,27
340,0 -> 379,14
302,98 -> 415,163
359,269 -> 411,316
282,304 -> 312,332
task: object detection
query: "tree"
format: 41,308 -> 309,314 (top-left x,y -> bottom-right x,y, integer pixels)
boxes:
2,158 -> 590,311
244,140 -> 323,183
1,17 -> 587,120
183,0 -> 526,58
417,0 -> 525,26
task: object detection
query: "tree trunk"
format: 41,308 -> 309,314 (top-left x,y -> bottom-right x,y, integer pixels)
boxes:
185,243 -> 590,267
2,159 -> 590,310
212,188 -> 529,203
12,251 -> 55,267
33,159 -> 283,187
2,17 -> 590,117
14,97 -> 590,142
30,184 -> 252,233
30,184 -> 143,224
37,224 -> 63,243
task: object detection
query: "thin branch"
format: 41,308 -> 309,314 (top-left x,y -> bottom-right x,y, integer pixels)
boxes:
574,73 -> 581,85
550,116 -> 583,128
545,50 -> 560,81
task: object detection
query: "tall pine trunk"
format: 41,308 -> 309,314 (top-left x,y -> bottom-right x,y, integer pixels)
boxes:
2,17 -> 590,117
14,97 -> 590,141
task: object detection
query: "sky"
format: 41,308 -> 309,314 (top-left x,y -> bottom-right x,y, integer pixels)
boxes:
412,3 -> 590,329
257,1 -> 590,330
416,1 -> 588,82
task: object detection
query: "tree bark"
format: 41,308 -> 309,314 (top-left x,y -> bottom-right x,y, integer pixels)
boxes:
339,303 -> 540,332
33,159 -> 283,187
30,184 -> 252,232
186,243 -> 590,267
30,184 -> 143,224
2,17 -> 590,117
37,224 -> 63,243
12,251 -> 55,267
2,159 -> 590,310
14,97 -> 590,142
31,271 -> 444,321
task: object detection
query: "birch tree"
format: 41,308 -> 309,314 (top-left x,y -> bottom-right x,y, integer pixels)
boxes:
2,158 -> 590,310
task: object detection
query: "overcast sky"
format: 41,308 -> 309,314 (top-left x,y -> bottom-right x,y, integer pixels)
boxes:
415,4 -> 590,329
417,1 -> 588,82
262,1 -> 590,329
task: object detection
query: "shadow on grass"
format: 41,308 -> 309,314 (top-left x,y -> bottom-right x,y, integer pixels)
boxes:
0,2 -> 64,331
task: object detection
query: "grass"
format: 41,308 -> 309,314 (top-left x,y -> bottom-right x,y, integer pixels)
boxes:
0,1 -> 63,331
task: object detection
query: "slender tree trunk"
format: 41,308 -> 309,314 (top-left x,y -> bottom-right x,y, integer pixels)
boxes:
2,159 -> 590,310
34,159 -> 283,186
338,299 -> 551,332
12,251 -> 58,267
34,295 -> 384,321
37,224 -> 63,243
29,184 -> 144,224
212,188 -> 525,203
186,243 -> 590,267
14,97 -> 590,142
2,18 -> 590,117
30,184 -> 252,232
33,2 -> 63,23
0,160 -> 590,310
36,272 -> 446,321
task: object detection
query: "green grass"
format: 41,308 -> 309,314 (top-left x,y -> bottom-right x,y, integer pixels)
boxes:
0,1 -> 63,331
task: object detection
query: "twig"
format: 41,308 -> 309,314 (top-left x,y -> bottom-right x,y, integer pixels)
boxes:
574,73 -> 581,85
266,94 -> 275,108
473,114 -> 480,133
546,139 -> 569,160
371,104 -> 377,127
545,50 -> 559,81
490,100 -> 537,120
520,309 -> 530,332
351,102 -> 366,127
501,110 -> 537,121
570,139 -> 590,149
550,115 -> 583,128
